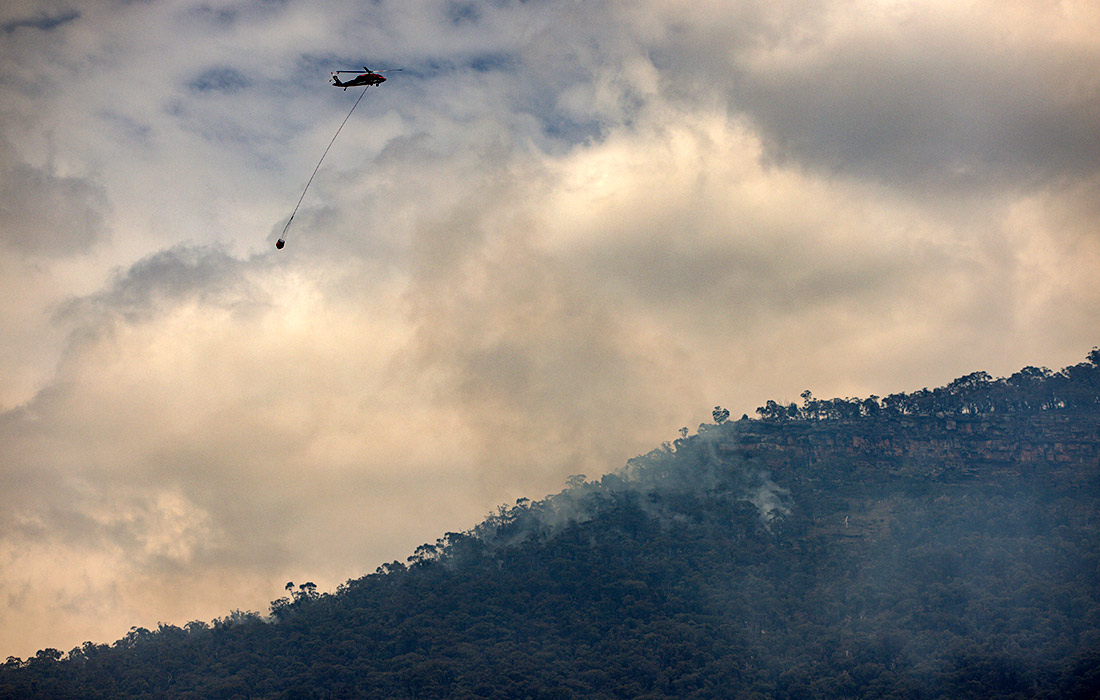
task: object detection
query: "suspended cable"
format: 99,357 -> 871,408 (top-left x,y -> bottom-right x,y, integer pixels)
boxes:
277,86 -> 369,249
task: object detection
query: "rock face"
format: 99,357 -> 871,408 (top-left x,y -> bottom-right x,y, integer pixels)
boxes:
720,412 -> 1100,483
704,411 -> 1100,548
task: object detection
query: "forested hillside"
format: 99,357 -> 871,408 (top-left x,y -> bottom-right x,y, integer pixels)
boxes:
3,351 -> 1099,700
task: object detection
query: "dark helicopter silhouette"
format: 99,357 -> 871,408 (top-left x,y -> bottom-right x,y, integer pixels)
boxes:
330,66 -> 401,90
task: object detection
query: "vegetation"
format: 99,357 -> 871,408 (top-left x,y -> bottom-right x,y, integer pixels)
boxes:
755,348 -> 1100,422
2,350 -> 1099,699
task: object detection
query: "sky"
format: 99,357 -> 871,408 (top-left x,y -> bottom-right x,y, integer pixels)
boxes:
1,0 -> 1098,658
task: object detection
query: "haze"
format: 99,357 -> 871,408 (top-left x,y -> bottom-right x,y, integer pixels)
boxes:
2,0 -> 1098,658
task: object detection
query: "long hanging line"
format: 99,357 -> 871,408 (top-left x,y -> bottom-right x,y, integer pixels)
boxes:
277,86 -> 369,249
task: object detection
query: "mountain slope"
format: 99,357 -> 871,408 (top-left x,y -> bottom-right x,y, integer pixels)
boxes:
2,352 -> 1099,700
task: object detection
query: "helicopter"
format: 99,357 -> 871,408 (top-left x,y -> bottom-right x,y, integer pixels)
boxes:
330,66 -> 401,90
276,64 -> 400,250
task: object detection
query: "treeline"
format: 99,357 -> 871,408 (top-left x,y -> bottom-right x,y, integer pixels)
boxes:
2,349 -> 1099,699
755,348 -> 1100,422
3,421 -> 1097,699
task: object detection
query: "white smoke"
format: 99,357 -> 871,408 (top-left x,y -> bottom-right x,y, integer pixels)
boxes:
468,421 -> 794,550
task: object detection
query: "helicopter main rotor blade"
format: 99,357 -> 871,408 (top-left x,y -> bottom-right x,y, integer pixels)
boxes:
331,68 -> 402,74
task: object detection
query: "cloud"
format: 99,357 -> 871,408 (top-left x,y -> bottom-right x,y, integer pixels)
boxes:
0,245 -> 477,654
0,138 -> 109,256
188,67 -> 252,94
1,0 -> 1098,660
641,0 -> 1100,192
56,245 -> 255,325
1,7 -> 79,34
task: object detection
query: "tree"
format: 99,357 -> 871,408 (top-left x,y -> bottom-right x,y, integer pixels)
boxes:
756,400 -> 784,421
408,544 -> 439,566
565,474 -> 588,489
713,406 -> 730,424
296,582 -> 318,601
861,395 -> 881,418
801,390 -> 819,420
31,649 -> 62,665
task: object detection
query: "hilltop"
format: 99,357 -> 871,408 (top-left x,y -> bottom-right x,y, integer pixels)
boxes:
2,350 -> 1099,699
